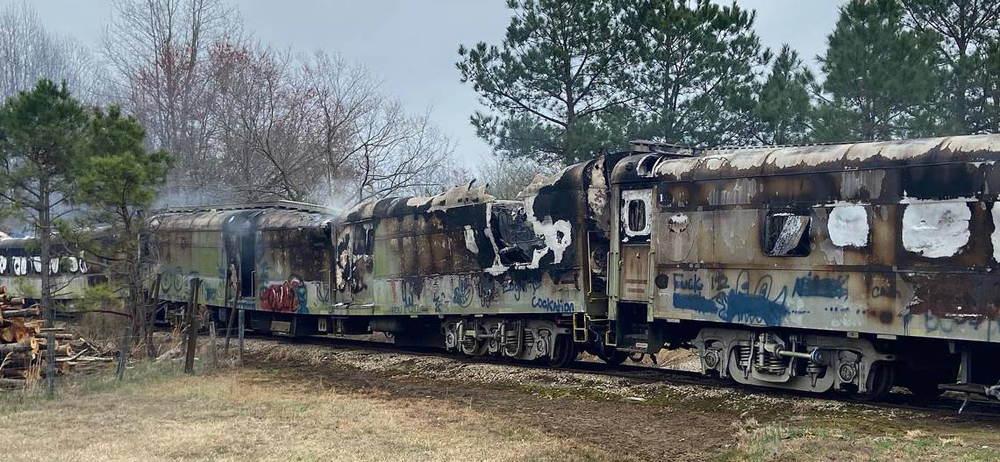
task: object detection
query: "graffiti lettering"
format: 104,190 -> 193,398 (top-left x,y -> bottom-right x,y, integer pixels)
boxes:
261,278 -> 307,314
792,273 -> 848,299
711,273 -> 729,291
531,297 -> 575,313
673,273 -> 703,292
672,271 -> 791,326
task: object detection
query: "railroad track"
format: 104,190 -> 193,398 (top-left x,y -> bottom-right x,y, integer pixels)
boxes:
237,331 -> 1000,420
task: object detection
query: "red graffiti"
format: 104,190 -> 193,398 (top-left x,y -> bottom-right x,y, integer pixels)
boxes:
261,278 -> 303,313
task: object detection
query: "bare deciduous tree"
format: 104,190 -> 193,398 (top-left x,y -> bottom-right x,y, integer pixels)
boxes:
0,1 -> 102,103
475,154 -> 552,200
103,0 -> 238,201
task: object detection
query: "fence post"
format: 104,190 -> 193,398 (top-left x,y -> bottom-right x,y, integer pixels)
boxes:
116,326 -> 132,380
237,308 -> 245,366
224,290 -> 238,355
184,278 -> 201,374
45,331 -> 55,397
208,321 -> 218,369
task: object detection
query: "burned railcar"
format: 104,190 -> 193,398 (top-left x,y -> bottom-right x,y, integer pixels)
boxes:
609,134 -> 1000,397
335,157 -> 619,365
0,235 -> 102,303
150,202 -> 337,335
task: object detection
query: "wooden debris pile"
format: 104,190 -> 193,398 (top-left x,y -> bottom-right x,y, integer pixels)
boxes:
0,286 -> 113,389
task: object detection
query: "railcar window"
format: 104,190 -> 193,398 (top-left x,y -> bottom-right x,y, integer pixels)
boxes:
763,213 -> 811,257
627,200 -> 646,234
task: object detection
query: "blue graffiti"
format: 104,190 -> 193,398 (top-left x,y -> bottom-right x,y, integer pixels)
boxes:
205,286 -> 218,302
792,273 -> 848,299
501,279 -> 542,301
671,271 -> 791,326
531,297 -> 576,313
672,293 -> 716,314
452,278 -> 473,308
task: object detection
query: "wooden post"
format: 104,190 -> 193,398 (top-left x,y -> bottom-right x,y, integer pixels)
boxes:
146,274 -> 162,360
237,308 -> 245,365
208,321 -> 218,368
224,289 -> 238,355
116,326 -> 132,380
184,278 -> 201,374
45,331 -> 55,397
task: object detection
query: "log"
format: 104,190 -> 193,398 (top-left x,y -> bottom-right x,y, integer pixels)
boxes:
0,368 -> 26,378
0,343 -> 30,354
0,378 -> 26,388
1,307 -> 40,318
0,328 -> 13,343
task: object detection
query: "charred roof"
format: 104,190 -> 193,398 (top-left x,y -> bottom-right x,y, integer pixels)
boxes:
612,134 -> 1000,185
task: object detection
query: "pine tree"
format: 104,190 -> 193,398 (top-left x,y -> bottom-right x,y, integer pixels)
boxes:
0,79 -> 88,394
752,45 -> 815,145
457,0 -> 632,164
627,0 -> 768,147
902,0 -> 1000,134
817,0 -> 942,141
76,106 -> 172,358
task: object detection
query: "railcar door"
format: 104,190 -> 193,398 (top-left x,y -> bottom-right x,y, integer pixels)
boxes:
239,232 -> 256,298
619,189 -> 653,302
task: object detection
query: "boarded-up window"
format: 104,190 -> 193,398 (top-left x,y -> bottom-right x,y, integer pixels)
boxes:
627,200 -> 646,234
764,213 -> 811,257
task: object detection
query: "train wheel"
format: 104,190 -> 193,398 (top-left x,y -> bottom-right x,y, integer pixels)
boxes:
852,362 -> 895,401
598,348 -> 628,366
548,334 -> 577,368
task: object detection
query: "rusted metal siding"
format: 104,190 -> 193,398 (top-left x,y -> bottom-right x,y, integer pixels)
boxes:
611,134 -> 1000,344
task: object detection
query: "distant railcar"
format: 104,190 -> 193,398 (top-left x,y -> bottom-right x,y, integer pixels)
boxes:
0,235 -> 103,304
608,135 -> 1000,398
150,202 -> 336,334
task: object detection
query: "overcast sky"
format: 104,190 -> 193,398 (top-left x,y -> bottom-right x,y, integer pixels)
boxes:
17,0 -> 844,167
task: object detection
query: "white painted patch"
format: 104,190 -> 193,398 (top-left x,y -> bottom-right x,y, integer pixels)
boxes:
463,225 -> 479,254
525,196 -> 572,266
828,205 -> 869,247
901,201 -> 971,258
12,256 -> 26,276
992,203 -> 1000,262
668,214 -> 689,233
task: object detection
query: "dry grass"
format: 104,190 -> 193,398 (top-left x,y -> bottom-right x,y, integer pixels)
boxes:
716,418 -> 1000,462
0,366 -> 611,462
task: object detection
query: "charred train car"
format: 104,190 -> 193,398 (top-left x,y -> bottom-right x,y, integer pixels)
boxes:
149,134 -> 1000,399
151,157 -> 618,365
334,156 -> 617,365
0,235 -> 103,303
609,135 -> 1000,398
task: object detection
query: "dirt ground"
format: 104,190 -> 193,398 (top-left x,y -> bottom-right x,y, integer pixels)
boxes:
3,338 -> 1000,461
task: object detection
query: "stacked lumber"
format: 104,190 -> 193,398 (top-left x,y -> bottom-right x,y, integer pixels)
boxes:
0,286 -> 112,389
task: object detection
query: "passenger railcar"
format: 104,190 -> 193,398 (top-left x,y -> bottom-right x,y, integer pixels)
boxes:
608,135 -> 1000,398
150,202 -> 336,335
334,155 -> 618,365
0,234 -> 102,303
